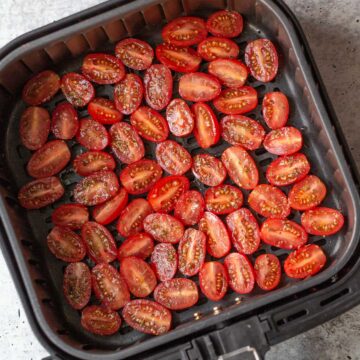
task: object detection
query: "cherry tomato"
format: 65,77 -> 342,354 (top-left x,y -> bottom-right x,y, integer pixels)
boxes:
198,37 -> 239,61
118,233 -> 154,260
73,151 -> 116,177
254,254 -> 281,290
208,59 -> 248,88
166,98 -> 194,137
51,102 -> 79,140
87,98 -> 122,124
206,10 -> 243,38
192,154 -> 227,187
264,127 -> 303,155
151,243 -> 178,282
174,190 -> 205,226
61,73 -> 94,107
199,261 -> 228,301
262,92 -> 289,129
52,204 -> 89,230
76,118 -> 109,151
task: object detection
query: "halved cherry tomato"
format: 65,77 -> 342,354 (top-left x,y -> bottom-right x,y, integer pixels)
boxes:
61,73 -> 94,107
148,175 -> 190,213
81,305 -> 121,336
73,151 -> 116,177
213,86 -> 258,115
20,106 -> 50,150
73,170 -> 119,206
92,263 -> 130,310
81,221 -> 117,263
301,207 -> 344,236
27,140 -> 71,178
119,159 -> 162,195
266,153 -> 310,187
245,39 -> 279,82
288,175 -> 326,211
155,140 -> 192,175
122,299 -> 171,335
118,233 -> 154,260
178,228 -> 206,277
208,59 -> 248,88
117,198 -> 153,237
130,106 -> 169,142
47,226 -> 86,262
198,37 -> 239,61
82,53 -> 125,84
76,118 -> 109,151
52,204 -> 89,230
174,190 -> 205,226
162,17 -> 207,47
51,102 -> 79,140
166,98 -> 194,137
224,253 -> 255,294
199,211 -> 231,258
221,115 -> 265,150
226,208 -> 261,255
144,64 -> 173,111
120,256 -> 157,298
87,98 -> 122,124
192,102 -> 220,148
204,184 -> 243,215
154,278 -> 198,310
199,261 -> 228,301
262,92 -> 289,129
221,146 -> 259,189
179,73 -> 221,102
260,219 -> 308,250
206,10 -> 243,38
115,38 -> 154,70
192,154 -> 227,186
264,127 -> 303,155
151,243 -> 177,282
248,184 -> 290,218
109,122 -> 145,164
284,244 -> 326,279
254,254 -> 281,290
22,70 -> 60,105
93,188 -> 128,225
114,73 -> 143,115
18,177 -> 64,209
156,43 -> 202,73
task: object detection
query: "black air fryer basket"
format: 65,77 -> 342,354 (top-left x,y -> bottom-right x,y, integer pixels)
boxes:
0,0 -> 360,359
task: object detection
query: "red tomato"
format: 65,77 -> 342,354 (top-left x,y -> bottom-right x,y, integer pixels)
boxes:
174,190 -> 205,226
206,10 -> 243,38
122,299 -> 171,335
27,140 -> 71,178
130,106 -> 169,142
73,151 -> 116,177
254,254 -> 281,290
115,38 -> 154,70
208,59 -> 248,88
288,175 -> 326,211
120,256 -> 157,298
213,86 -> 258,115
221,146 -> 259,189
248,184 -> 290,218
61,73 -> 94,107
178,228 -> 206,277
192,154 -> 227,187
260,219 -> 308,250
199,261 -> 228,301
266,153 -> 310,187
63,262 -> 91,310
198,37 -> 239,61
162,17 -> 207,47
245,39 -> 279,82
226,208 -> 261,255
199,211 -> 231,258
262,92 -> 289,129
119,159 -> 162,195
73,171 -> 119,206
144,64 -> 173,111
154,278 -> 198,310
82,53 -> 125,84
264,127 -> 303,155
118,233 -> 154,260
284,244 -> 326,279
151,243 -> 177,282
155,140 -> 192,175
148,175 -> 190,213
301,207 -> 344,236
166,98 -> 194,137
109,122 -> 145,164
52,203 -> 89,230
19,106 -> 50,150
117,198 -> 153,237
22,70 -> 60,105
87,98 -> 122,124
179,73 -> 221,102
224,253 -> 255,294
51,102 -> 79,140
76,118 -> 109,151
18,177 -> 64,209
47,226 -> 86,262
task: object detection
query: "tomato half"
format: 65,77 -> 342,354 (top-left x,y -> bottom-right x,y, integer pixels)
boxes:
166,98 -> 194,137
174,190 -> 205,226
87,98 -> 123,124
192,154 -> 227,187
61,73 -> 94,107
254,254 -> 281,290
206,10 -> 243,38
198,37 -> 239,61
151,243 -> 178,282
262,92 -> 289,129
199,261 -> 228,301
284,244 -> 326,279
73,151 -> 116,177
118,233 -> 154,260
76,118 -> 109,151
208,59 -> 248,88
264,127 -> 303,155
51,102 -> 79,140
52,204 -> 89,230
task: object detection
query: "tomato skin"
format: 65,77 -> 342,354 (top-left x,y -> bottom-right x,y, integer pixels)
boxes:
118,233 -> 154,260
166,99 -> 194,137
199,262 -> 228,301
206,10 -> 243,38
198,37 -> 239,62
61,73 -> 95,107
254,254 -> 281,291
284,244 -> 326,279
151,243 -> 178,282
51,102 -> 79,140
73,151 -> 116,177
87,98 -> 123,125
208,59 -> 248,88
192,154 -> 227,187
264,127 -> 303,155
76,118 -> 109,151
52,203 -> 89,230
262,92 -> 289,129
174,190 -> 205,226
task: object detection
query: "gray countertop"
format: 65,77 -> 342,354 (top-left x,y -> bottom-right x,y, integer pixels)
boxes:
0,0 -> 359,359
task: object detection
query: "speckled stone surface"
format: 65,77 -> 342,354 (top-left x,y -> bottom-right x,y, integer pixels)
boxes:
0,1 -> 359,359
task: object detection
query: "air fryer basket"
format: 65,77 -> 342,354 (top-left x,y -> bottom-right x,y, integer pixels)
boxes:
0,0 -> 359,359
